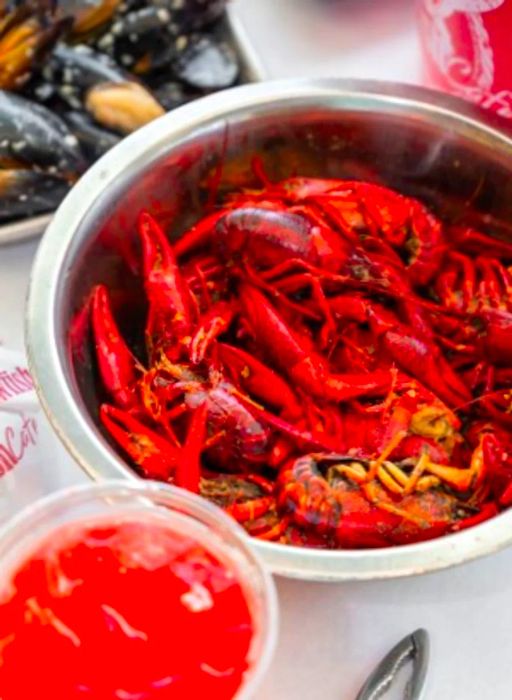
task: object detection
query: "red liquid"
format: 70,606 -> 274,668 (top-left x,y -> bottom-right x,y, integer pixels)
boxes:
0,517 -> 254,699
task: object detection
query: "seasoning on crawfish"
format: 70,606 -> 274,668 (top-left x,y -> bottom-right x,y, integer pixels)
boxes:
85,168 -> 512,549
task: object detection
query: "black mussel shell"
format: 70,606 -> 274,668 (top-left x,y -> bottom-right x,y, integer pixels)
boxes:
0,90 -> 86,176
0,169 -> 70,222
151,80 -> 198,110
171,33 -> 239,90
64,109 -> 120,161
152,0 -> 227,34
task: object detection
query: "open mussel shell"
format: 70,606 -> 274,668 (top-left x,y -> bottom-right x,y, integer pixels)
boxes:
0,7 -> 72,90
69,0 -> 123,38
0,1 -> 256,233
85,80 -> 164,134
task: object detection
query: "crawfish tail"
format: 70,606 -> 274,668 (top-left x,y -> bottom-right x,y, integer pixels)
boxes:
175,402 -> 208,494
100,404 -> 178,481
239,281 -> 323,374
383,330 -> 471,407
91,284 -> 139,409
217,342 -> 301,418
322,370 -> 393,402
138,210 -> 195,360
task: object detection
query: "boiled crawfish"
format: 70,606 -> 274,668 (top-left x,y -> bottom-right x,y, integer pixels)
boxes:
84,170 -> 512,550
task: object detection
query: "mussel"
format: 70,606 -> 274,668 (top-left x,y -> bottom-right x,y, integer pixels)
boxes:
0,89 -> 85,176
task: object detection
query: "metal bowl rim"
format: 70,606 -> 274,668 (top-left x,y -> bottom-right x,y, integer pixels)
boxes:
26,77 -> 512,581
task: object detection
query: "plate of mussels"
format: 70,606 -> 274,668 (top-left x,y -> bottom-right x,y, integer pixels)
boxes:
0,0 -> 264,245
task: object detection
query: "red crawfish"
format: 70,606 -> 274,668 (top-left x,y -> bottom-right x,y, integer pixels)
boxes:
174,200 -> 414,297
200,473 -> 287,541
86,174 -> 512,551
277,452 -> 494,548
238,282 -> 394,404
350,384 -> 463,466
90,213 -> 336,486
102,349 -> 341,482
225,165 -> 446,286
432,250 -> 512,366
327,293 -> 471,407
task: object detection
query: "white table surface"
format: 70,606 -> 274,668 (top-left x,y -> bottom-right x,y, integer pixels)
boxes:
2,1 -> 511,698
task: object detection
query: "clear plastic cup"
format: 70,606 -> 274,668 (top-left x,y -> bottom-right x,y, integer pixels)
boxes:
0,480 -> 278,699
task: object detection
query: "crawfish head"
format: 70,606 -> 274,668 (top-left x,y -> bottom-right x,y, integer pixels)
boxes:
145,360 -> 272,470
214,205 -> 348,272
276,453 -> 403,548
189,382 -> 271,468
479,308 -> 512,366
376,397 -> 461,464
379,329 -> 471,407
357,185 -> 445,286
278,452 -> 488,548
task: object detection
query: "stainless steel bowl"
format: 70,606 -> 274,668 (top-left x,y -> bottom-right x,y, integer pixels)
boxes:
27,78 -> 512,581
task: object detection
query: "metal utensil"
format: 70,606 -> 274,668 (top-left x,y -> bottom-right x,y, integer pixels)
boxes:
356,629 -> 429,700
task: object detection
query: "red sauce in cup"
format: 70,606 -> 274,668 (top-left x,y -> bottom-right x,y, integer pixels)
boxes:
0,517 -> 254,699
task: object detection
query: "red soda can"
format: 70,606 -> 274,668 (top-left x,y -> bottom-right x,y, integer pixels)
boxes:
418,1 -> 512,118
